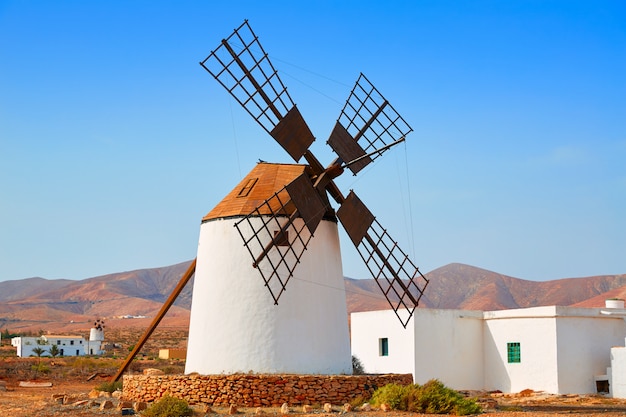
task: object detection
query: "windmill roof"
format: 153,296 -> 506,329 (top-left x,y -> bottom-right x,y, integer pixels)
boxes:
203,162 -> 310,222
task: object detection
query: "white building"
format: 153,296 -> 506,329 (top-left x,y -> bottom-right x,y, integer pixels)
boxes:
12,335 -> 86,357
352,304 -> 626,396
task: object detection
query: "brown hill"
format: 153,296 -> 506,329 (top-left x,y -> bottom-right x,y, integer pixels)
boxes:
1,261 -> 625,333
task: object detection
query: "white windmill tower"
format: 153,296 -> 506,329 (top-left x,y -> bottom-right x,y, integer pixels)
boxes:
184,21 -> 429,375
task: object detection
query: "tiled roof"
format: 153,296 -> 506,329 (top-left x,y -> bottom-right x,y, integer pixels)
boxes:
203,162 -> 311,222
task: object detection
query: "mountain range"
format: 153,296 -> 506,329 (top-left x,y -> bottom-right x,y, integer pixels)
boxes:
1,261 -> 625,333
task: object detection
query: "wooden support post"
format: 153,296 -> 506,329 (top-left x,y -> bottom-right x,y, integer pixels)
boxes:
111,258 -> 196,382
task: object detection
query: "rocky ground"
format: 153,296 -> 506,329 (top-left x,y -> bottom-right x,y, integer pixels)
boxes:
2,356 -> 626,416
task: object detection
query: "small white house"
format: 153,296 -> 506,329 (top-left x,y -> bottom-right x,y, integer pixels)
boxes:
351,305 -> 626,396
12,335 -> 86,357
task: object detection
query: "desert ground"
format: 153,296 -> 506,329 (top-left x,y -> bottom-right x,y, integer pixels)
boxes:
3,327 -> 626,416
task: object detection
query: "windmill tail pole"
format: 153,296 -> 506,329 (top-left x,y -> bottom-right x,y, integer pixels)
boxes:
111,258 -> 196,382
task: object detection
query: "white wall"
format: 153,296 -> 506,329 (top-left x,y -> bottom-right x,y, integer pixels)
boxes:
351,309 -> 484,390
484,307 -> 560,393
352,306 -> 626,395
555,310 -> 626,394
351,309 -> 415,377
610,342 -> 626,398
413,309 -> 484,390
186,217 -> 351,375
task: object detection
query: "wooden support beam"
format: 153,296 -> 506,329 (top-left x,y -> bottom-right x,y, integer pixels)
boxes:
111,258 -> 196,382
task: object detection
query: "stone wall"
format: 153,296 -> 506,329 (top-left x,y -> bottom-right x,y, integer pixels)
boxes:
123,373 -> 413,407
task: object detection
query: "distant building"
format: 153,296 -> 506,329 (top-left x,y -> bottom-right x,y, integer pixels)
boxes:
12,335 -> 86,357
351,302 -> 626,397
159,348 -> 187,360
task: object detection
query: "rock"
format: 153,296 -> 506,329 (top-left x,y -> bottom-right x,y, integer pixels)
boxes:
255,407 -> 264,414
228,404 -> 238,414
100,399 -> 114,410
380,403 -> 391,412
71,400 -> 89,407
112,389 -> 123,398
302,404 -> 313,413
118,400 -> 134,410
280,402 -> 290,414
63,394 -> 81,404
519,389 -> 534,397
51,393 -> 65,403
343,403 -> 352,412
360,402 -> 372,411
323,403 -> 333,413
204,404 -> 214,413
88,389 -> 99,398
134,401 -> 148,411
143,368 -> 165,375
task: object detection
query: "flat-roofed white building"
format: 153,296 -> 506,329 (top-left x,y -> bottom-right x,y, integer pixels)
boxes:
12,335 -> 86,357
351,305 -> 626,396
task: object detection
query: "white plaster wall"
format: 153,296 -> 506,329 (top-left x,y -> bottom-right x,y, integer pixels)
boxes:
555,310 -> 626,394
484,307 -> 559,393
611,343 -> 626,398
351,309 -> 484,390
350,309 -> 415,376
413,309 -> 484,390
186,217 -> 351,375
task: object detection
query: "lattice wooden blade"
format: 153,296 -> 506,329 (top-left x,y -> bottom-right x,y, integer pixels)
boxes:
337,191 -> 428,328
234,176 -> 320,304
327,73 -> 413,175
200,20 -> 314,162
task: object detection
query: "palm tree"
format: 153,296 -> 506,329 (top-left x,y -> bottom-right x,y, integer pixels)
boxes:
31,347 -> 48,358
48,344 -> 60,358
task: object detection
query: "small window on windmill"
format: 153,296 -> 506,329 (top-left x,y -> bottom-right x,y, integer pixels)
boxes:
237,178 -> 258,197
273,230 -> 289,247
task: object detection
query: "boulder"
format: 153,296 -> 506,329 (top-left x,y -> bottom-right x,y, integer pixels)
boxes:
280,402 -> 290,414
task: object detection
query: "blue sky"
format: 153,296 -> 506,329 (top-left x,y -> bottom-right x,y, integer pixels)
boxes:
1,1 -> 624,283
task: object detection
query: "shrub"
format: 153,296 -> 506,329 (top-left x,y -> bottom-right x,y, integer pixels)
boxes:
370,383 -> 409,410
31,362 -> 50,374
95,380 -> 123,393
371,380 -> 482,416
352,355 -> 365,375
143,395 -> 193,417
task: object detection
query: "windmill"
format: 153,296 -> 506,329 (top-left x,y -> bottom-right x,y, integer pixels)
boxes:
183,20 -> 429,375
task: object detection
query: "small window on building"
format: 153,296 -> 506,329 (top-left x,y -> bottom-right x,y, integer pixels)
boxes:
76,349 -> 80,356
379,337 -> 389,357
57,340 -> 61,345
70,340 -> 74,345
507,342 -> 521,363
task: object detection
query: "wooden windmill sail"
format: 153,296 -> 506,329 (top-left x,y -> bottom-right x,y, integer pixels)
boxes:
199,20 -> 429,327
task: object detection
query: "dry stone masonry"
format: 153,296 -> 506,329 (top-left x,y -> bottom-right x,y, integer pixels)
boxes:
123,373 -> 413,407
